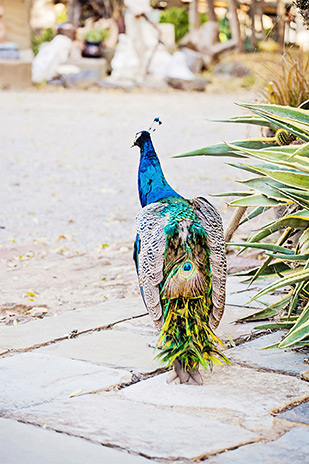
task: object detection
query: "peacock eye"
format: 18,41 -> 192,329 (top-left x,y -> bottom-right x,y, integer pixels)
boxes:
183,262 -> 192,272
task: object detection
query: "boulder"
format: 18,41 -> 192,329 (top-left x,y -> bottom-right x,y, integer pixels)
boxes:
181,47 -> 203,73
166,51 -> 194,80
32,34 -> 72,83
166,77 -> 208,92
214,61 -> 251,78
61,69 -> 100,88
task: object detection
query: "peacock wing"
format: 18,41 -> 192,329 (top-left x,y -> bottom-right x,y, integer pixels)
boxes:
192,196 -> 227,329
135,201 -> 169,326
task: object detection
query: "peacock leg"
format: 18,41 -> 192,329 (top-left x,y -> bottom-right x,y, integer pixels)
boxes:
166,359 -> 203,385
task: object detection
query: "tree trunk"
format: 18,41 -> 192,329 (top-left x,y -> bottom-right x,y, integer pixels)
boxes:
67,0 -> 81,28
250,0 -> 257,50
277,0 -> 285,47
224,207 -> 247,243
189,0 -> 200,31
257,0 -> 266,40
228,0 -> 242,51
206,0 -> 217,23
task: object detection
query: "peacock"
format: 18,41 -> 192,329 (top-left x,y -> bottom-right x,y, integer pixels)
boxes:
132,119 -> 229,385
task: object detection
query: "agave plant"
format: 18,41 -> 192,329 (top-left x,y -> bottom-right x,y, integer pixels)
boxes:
177,103 -> 309,349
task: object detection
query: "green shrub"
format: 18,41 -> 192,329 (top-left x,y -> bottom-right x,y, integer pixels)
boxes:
159,7 -> 189,43
84,28 -> 109,44
32,28 -> 55,56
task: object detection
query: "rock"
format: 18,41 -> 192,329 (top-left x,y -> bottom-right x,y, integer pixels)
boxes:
29,307 -> 48,317
182,47 -> 203,73
124,0 -> 152,16
165,51 -> 208,91
216,305 -> 258,343
32,35 -> 72,83
180,21 -> 219,54
0,298 -> 145,352
111,1 -> 171,84
167,76 -> 208,92
166,51 -> 194,80
7,394 -> 257,460
225,276 -> 279,309
57,64 -> 80,75
278,402 -> 309,425
0,352 -> 131,413
214,62 -> 251,78
99,76 -> 137,91
67,56 -> 108,77
147,44 -> 173,80
111,34 -> 141,82
1,418 -> 151,464
37,328 -> 159,374
208,427 -> 309,463
114,314 -> 157,337
227,332 -> 309,375
61,69 -> 100,88
157,23 -> 176,51
120,365 -> 309,429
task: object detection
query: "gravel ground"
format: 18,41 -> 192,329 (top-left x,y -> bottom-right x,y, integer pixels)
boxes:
0,88 -> 259,324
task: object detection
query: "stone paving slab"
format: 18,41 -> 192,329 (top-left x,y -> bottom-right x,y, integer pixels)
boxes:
114,315 -> 158,337
6,393 -> 257,460
0,298 -> 146,353
37,329 -> 160,374
278,401 -> 309,425
0,352 -> 131,414
0,418 -> 152,464
225,278 -> 279,309
208,427 -> 309,463
226,289 -> 279,309
216,305 -> 258,342
115,305 -> 258,344
227,332 -> 309,376
120,365 -> 309,431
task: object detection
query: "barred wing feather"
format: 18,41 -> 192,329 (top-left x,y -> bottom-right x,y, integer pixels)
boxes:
192,196 -> 227,329
135,202 -> 168,324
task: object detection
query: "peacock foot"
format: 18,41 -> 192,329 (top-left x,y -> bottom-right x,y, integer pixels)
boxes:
166,359 -> 203,385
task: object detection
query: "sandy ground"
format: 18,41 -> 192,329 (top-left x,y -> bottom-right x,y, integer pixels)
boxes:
0,88 -> 260,325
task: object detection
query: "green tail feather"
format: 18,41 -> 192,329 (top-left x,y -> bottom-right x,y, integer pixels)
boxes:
156,296 -> 230,371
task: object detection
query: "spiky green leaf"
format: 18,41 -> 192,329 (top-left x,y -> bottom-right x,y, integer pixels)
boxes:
229,242 -> 295,254
249,269 -> 309,302
229,194 -> 285,207
174,139 -> 276,158
236,293 -> 292,322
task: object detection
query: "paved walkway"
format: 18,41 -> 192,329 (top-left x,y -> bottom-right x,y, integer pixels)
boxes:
1,276 -> 308,463
1,90 -> 308,462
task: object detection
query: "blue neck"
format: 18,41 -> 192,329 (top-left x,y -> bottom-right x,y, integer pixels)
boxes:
137,133 -> 181,207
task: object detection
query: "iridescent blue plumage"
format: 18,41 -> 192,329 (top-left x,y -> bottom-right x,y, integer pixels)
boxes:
135,131 -> 181,207
133,128 -> 228,384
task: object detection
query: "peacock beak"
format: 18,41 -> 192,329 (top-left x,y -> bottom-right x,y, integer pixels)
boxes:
130,140 -> 136,148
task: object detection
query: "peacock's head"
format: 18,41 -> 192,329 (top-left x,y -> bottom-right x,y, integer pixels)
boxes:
131,118 -> 162,148
131,130 -> 151,149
